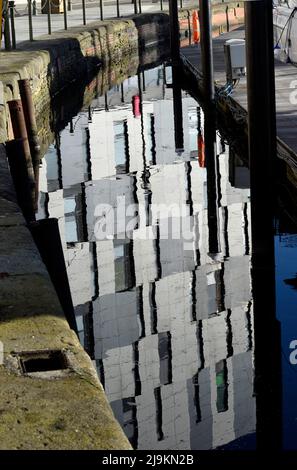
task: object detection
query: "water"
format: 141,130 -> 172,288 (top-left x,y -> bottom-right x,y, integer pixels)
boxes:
275,227 -> 297,449
37,62 -> 297,450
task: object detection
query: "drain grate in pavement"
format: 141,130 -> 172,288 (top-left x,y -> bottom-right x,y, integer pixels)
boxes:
18,350 -> 69,374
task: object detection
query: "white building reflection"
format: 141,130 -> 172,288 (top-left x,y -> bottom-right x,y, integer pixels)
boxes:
38,65 -> 255,450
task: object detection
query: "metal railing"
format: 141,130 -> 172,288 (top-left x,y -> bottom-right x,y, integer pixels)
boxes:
1,0 -> 242,50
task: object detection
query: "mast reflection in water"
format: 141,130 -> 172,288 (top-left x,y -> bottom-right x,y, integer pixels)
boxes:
38,65 -> 258,450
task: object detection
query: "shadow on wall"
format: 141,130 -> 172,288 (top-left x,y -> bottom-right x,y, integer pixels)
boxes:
14,20 -> 139,97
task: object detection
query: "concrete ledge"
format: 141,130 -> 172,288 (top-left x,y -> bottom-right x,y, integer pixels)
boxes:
0,144 -> 131,449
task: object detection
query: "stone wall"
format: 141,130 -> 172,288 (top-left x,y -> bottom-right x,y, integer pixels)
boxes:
0,5 -> 245,145
0,18 -> 140,144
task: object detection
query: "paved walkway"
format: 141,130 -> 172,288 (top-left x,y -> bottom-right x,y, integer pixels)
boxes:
182,27 -> 297,164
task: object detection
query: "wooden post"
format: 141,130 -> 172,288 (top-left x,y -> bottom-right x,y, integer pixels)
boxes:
169,0 -> 180,66
199,0 -> 220,255
245,0 -> 282,449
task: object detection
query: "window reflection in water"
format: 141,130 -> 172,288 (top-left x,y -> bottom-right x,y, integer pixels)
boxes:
38,65 -> 257,450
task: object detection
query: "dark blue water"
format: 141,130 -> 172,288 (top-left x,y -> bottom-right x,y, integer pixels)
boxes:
275,231 -> 297,449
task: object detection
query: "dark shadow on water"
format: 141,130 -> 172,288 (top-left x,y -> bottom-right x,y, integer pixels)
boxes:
217,432 -> 256,450
284,275 -> 297,290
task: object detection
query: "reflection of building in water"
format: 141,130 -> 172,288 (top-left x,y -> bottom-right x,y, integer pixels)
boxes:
38,66 -> 255,450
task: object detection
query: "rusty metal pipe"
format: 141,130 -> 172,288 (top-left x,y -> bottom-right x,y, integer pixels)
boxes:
8,99 -> 37,212
6,138 -> 36,222
18,79 -> 41,172
8,100 -> 34,176
17,79 -> 41,211
9,99 -> 29,141
8,99 -> 34,172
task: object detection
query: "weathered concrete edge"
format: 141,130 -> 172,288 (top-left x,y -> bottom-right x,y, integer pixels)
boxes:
0,143 -> 132,450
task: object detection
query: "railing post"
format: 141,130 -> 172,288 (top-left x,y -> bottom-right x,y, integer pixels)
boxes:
116,0 -> 120,17
226,5 -> 230,32
67,0 -> 72,10
82,0 -> 86,25
121,83 -> 124,103
27,0 -> 33,41
169,0 -> 183,153
4,4 -> 11,50
32,0 -> 37,15
199,0 -> 214,103
138,0 -> 142,13
27,0 -> 34,41
47,0 -> 52,35
69,118 -> 74,133
187,10 -> 191,45
100,0 -> 103,20
169,0 -> 180,65
63,0 -> 67,29
134,0 -> 138,14
104,93 -> 109,111
8,1 -> 16,49
160,0 -> 163,10
180,0 -> 183,8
